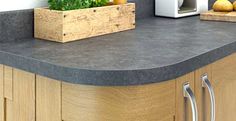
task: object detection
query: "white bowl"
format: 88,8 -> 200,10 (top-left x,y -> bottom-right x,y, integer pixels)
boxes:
178,0 -> 184,8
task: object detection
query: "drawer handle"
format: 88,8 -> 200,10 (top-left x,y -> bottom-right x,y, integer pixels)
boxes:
202,75 -> 215,121
183,83 -> 198,121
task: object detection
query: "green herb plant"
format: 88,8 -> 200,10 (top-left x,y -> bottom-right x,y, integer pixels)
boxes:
91,0 -> 109,7
48,0 -> 109,11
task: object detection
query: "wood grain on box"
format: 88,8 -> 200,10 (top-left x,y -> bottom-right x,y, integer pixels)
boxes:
34,3 -> 135,43
200,10 -> 236,22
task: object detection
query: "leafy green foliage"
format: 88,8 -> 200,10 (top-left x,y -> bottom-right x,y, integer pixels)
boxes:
48,0 -> 109,11
91,0 -> 109,7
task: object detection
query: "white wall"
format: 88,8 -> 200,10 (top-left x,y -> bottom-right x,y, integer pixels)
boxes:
0,0 -> 48,12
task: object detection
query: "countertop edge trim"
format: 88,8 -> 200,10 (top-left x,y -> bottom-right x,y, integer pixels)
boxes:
0,41 -> 235,86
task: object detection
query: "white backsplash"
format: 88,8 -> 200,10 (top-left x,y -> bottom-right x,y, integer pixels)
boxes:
0,0 -> 48,12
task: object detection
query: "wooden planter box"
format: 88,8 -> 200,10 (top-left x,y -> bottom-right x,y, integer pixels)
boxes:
34,3 -> 135,43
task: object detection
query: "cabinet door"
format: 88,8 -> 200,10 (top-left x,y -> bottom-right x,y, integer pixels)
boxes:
211,53 -> 236,121
62,80 -> 176,121
176,72 -> 196,121
5,68 -> 36,121
195,65 -> 212,121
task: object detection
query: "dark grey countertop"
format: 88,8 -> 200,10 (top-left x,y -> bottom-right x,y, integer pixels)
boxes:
0,16 -> 236,86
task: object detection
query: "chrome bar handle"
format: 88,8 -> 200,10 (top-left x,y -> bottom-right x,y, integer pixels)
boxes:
183,83 -> 198,121
202,75 -> 215,121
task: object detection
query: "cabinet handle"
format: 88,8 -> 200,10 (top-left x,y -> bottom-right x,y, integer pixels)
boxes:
183,83 -> 198,121
202,75 -> 215,121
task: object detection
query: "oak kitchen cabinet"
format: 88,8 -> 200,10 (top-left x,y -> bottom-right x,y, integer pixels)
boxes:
0,53 -> 235,121
0,66 -> 176,121
179,53 -> 236,121
196,53 -> 236,121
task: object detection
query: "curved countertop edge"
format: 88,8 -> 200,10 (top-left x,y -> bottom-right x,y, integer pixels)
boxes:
0,41 -> 235,86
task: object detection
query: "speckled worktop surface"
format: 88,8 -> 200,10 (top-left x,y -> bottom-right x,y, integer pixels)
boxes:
0,16 -> 236,86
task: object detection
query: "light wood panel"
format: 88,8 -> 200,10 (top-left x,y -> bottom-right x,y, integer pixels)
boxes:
0,65 -> 4,121
195,65 -> 212,121
176,72 -> 195,121
4,66 -> 13,100
212,53 -> 236,121
201,10 -> 236,22
34,3 -> 135,43
6,99 -> 13,121
62,80 -> 176,121
5,68 -> 36,121
0,98 -> 4,121
0,65 -> 3,98
36,75 -> 61,121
